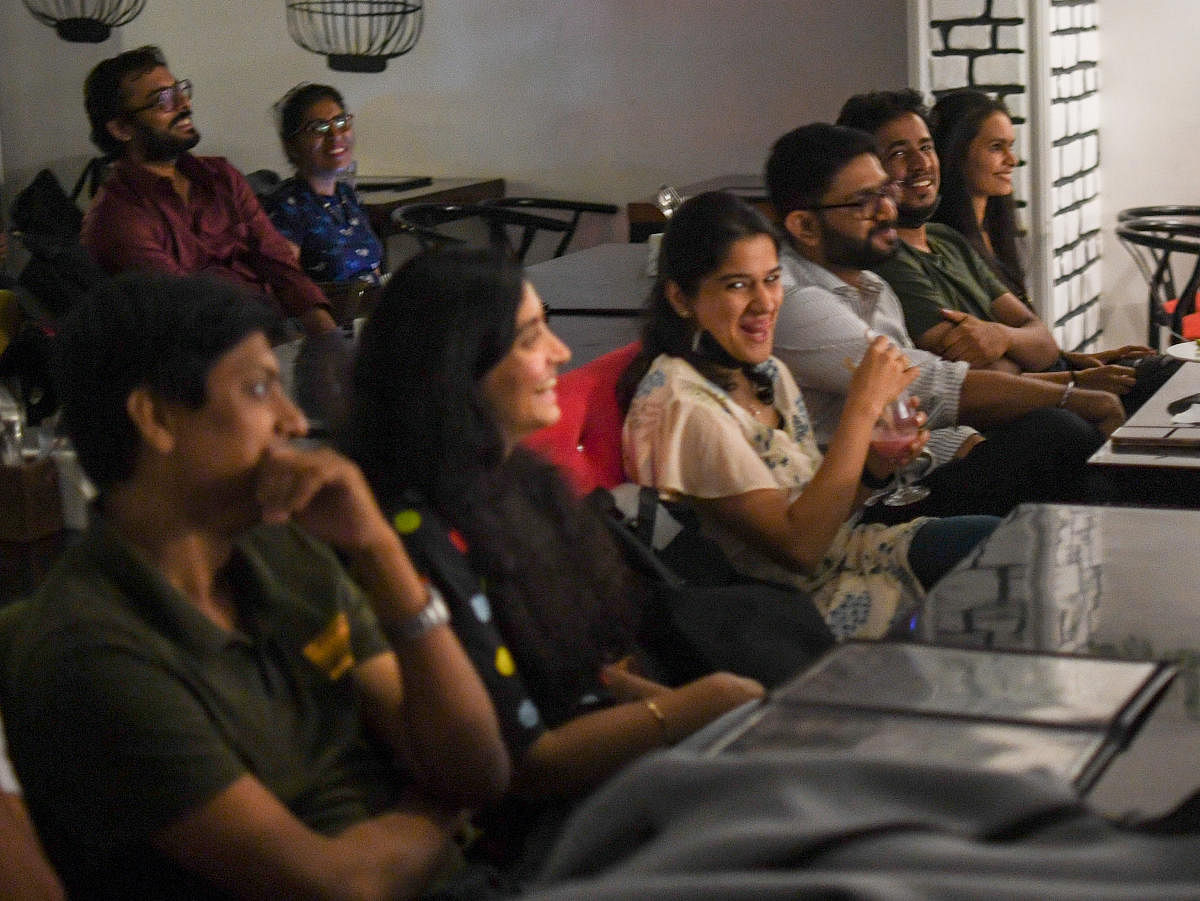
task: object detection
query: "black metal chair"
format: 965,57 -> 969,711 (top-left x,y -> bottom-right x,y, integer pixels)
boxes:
1117,205 -> 1200,223
480,197 -> 619,259
390,202 -> 568,261
1116,209 -> 1200,347
393,198 -> 618,263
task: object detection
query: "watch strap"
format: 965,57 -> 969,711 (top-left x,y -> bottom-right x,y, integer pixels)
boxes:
386,584 -> 450,643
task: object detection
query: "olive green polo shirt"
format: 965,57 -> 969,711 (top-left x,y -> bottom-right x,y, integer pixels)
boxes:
2,519 -> 394,899
873,222 -> 1012,342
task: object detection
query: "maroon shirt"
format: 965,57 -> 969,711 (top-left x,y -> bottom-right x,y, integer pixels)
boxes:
81,154 -> 328,318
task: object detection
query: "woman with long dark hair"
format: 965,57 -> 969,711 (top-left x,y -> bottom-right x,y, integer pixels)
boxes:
928,89 -> 1028,302
929,88 -> 1158,394
342,246 -> 761,871
621,192 -> 998,641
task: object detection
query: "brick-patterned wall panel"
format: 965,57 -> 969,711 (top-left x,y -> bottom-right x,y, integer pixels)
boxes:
1048,0 -> 1102,352
925,0 -> 1102,352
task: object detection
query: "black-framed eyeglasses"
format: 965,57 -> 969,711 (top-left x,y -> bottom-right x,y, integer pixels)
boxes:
808,182 -> 901,219
296,113 -> 354,138
128,79 -> 192,114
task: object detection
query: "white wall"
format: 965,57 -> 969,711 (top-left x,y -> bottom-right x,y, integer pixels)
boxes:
1,0 -> 908,241
1100,1 -> 1200,347
0,3 -> 113,204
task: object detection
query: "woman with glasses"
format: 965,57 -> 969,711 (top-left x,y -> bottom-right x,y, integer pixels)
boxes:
620,192 -> 998,641
265,84 -> 383,294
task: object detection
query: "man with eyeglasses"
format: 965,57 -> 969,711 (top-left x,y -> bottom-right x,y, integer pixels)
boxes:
81,46 -> 338,337
765,122 -> 1122,520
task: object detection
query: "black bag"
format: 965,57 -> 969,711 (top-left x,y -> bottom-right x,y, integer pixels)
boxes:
588,486 -> 833,688
10,168 -> 110,320
1121,353 -> 1183,415
0,311 -> 57,426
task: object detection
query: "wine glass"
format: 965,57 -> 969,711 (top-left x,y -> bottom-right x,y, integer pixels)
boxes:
655,184 -> 683,218
868,390 -> 930,507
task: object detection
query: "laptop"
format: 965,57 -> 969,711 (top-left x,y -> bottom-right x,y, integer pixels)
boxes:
1109,424 -> 1200,450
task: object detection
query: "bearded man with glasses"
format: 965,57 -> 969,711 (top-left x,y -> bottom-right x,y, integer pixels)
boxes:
764,123 -> 1123,521
81,46 -> 338,338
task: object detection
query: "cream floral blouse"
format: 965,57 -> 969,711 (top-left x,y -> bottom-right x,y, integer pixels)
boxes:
622,353 -> 926,640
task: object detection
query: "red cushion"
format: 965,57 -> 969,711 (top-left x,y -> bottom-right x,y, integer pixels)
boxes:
523,342 -> 641,495
1182,310 -> 1200,340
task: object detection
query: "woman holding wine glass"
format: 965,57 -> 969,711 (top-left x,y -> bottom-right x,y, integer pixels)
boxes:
620,192 -> 998,640
869,387 -> 932,507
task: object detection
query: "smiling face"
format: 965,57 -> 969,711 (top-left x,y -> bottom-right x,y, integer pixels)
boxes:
162,332 -> 307,528
966,111 -> 1018,200
670,234 -> 782,366
480,283 -> 572,448
814,153 -> 900,272
875,111 -> 939,218
117,64 -> 200,162
288,95 -> 356,184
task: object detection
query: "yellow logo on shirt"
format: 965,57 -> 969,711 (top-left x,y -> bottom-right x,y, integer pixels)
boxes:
304,612 -> 354,680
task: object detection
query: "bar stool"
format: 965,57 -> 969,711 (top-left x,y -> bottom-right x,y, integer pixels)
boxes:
1116,207 -> 1200,347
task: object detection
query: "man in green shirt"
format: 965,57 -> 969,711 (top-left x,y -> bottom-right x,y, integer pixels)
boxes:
1,273 -> 510,899
837,89 -> 1067,375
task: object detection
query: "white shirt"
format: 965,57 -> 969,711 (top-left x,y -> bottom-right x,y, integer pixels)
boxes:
773,245 -> 978,470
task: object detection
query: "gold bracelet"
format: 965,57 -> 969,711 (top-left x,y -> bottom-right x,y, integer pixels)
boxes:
644,698 -> 669,744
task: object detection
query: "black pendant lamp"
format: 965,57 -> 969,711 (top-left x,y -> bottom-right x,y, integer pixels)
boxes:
285,1 -> 424,73
22,0 -> 146,42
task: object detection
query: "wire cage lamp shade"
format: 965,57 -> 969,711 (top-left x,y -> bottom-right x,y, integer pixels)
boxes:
22,0 -> 146,42
286,1 -> 424,73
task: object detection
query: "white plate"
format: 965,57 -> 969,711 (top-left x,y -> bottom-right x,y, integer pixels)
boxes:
1166,341 -> 1200,363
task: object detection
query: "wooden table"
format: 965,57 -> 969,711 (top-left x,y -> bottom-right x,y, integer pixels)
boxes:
525,242 -> 649,370
626,174 -> 770,242
1089,358 -> 1200,505
357,176 -> 506,268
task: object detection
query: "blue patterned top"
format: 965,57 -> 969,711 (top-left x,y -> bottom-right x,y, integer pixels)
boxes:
265,177 -> 383,285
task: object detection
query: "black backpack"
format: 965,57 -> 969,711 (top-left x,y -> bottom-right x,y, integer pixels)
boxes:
10,166 -> 110,320
3,164 -> 112,424
587,486 -> 834,688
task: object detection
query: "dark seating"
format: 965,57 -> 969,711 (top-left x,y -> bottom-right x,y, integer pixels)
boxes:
1117,205 -> 1200,223
1116,209 -> 1200,347
523,341 -> 639,495
481,197 -> 618,259
244,168 -> 283,199
392,198 -> 617,262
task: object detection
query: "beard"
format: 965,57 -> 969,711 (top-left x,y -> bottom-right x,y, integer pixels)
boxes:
894,194 -> 941,229
819,217 -> 899,270
134,112 -> 201,162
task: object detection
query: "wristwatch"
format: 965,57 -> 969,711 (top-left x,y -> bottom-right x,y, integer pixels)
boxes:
389,584 -> 450,643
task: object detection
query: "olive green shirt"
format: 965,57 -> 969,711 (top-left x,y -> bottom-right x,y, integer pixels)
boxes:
872,222 -> 1012,342
2,519 -> 394,899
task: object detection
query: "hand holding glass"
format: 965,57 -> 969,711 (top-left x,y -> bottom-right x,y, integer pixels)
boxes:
868,389 -> 930,506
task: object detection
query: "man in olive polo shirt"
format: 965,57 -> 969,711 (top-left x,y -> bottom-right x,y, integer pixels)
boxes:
1,273 -> 510,899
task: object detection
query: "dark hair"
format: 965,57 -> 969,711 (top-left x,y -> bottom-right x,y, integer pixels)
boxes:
619,191 -> 780,410
765,123 -> 879,218
84,45 -> 167,156
344,247 -> 637,724
929,89 -> 1027,299
346,247 -> 522,506
274,82 -> 346,165
54,272 -> 278,490
836,88 -> 929,138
